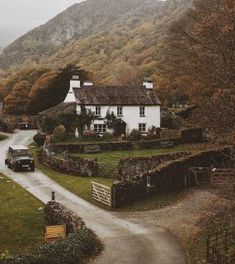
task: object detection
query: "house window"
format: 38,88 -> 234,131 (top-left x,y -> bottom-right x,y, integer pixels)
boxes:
94,124 -> 107,133
117,106 -> 123,117
139,123 -> 146,133
95,106 -> 101,116
140,106 -> 145,117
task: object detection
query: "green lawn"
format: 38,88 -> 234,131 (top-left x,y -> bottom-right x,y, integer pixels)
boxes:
0,133 -> 8,141
0,173 -> 44,256
77,146 -> 188,165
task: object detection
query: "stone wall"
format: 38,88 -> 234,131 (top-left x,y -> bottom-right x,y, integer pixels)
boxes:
112,146 -> 233,207
50,127 -> 203,154
40,146 -> 98,177
112,177 -> 147,208
44,201 -> 85,234
180,127 -> 203,143
53,141 -> 133,153
118,151 -> 191,180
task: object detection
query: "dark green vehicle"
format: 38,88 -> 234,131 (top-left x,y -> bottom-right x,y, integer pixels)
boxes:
5,145 -> 35,172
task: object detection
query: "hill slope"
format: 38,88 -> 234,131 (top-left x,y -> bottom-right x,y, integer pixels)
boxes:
0,0 -> 191,84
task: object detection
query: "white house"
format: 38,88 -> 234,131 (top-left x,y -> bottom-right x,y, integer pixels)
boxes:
63,76 -> 161,136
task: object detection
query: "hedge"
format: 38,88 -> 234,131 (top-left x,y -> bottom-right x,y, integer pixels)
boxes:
0,228 -> 102,264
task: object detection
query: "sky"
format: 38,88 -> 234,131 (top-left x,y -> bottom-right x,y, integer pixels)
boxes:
0,0 -> 83,47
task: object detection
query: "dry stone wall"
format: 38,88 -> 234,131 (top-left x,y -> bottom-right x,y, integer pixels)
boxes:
118,151 -> 191,180
44,201 -> 85,234
40,146 -> 98,177
112,146 -> 233,207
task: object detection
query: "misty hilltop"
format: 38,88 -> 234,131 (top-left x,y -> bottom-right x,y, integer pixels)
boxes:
0,0 -> 191,83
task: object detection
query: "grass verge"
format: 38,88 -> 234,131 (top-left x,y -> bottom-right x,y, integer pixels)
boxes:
0,133 -> 8,141
0,173 -> 44,256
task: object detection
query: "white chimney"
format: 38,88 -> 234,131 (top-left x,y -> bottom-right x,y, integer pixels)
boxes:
83,80 -> 93,86
143,78 -> 153,89
64,76 -> 80,103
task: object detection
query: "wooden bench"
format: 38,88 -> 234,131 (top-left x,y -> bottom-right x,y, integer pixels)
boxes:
84,145 -> 101,153
45,225 -> 66,243
160,140 -> 174,148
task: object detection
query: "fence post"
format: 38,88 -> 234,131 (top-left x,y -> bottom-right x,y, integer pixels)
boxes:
215,232 -> 218,248
51,191 -> 55,202
225,229 -> 228,251
111,185 -> 116,209
207,236 -> 210,263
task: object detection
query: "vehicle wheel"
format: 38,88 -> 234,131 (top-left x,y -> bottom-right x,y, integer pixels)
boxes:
31,166 -> 35,172
13,165 -> 18,172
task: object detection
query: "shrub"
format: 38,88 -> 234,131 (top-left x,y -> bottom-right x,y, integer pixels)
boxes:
0,228 -> 102,264
127,129 -> 141,141
82,130 -> 98,141
33,133 -> 46,146
144,126 -> 161,140
39,116 -> 58,134
102,132 -> 115,141
52,125 -> 66,143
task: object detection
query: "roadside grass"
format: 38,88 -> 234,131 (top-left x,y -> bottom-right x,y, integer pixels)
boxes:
0,173 -> 44,256
77,146 -> 188,165
116,190 -> 186,212
0,133 -> 8,141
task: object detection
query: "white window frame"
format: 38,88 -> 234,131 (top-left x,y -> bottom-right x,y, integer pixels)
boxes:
140,106 -> 145,117
138,123 -> 146,133
117,106 -> 123,117
94,124 -> 107,133
95,106 -> 101,116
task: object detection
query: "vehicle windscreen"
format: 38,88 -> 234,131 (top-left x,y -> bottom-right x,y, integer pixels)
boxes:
13,149 -> 29,157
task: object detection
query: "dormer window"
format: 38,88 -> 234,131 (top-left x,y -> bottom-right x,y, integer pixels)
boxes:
140,106 -> 145,117
95,106 -> 101,116
117,106 -> 123,117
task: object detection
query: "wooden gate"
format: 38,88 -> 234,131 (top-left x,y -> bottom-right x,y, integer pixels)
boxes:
91,181 -> 112,208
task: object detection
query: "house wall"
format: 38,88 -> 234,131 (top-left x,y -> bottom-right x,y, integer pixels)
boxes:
76,105 -> 160,134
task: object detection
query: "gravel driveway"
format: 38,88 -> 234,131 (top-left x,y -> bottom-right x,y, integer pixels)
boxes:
0,130 -> 187,264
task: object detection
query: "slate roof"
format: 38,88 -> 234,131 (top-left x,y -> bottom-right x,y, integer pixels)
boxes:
73,86 -> 161,105
39,102 -> 76,116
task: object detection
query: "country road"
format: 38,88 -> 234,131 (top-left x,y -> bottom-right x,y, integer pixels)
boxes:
0,130 -> 187,264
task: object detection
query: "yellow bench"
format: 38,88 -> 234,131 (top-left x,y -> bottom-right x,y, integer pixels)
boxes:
45,225 -> 66,243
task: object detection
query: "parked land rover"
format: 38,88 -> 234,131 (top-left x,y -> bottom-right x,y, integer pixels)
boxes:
5,145 -> 35,172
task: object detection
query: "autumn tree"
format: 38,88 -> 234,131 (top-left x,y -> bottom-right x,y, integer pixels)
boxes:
27,64 -> 89,115
192,90 -> 235,143
4,81 -> 31,114
111,61 -> 139,86
159,0 -> 235,99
